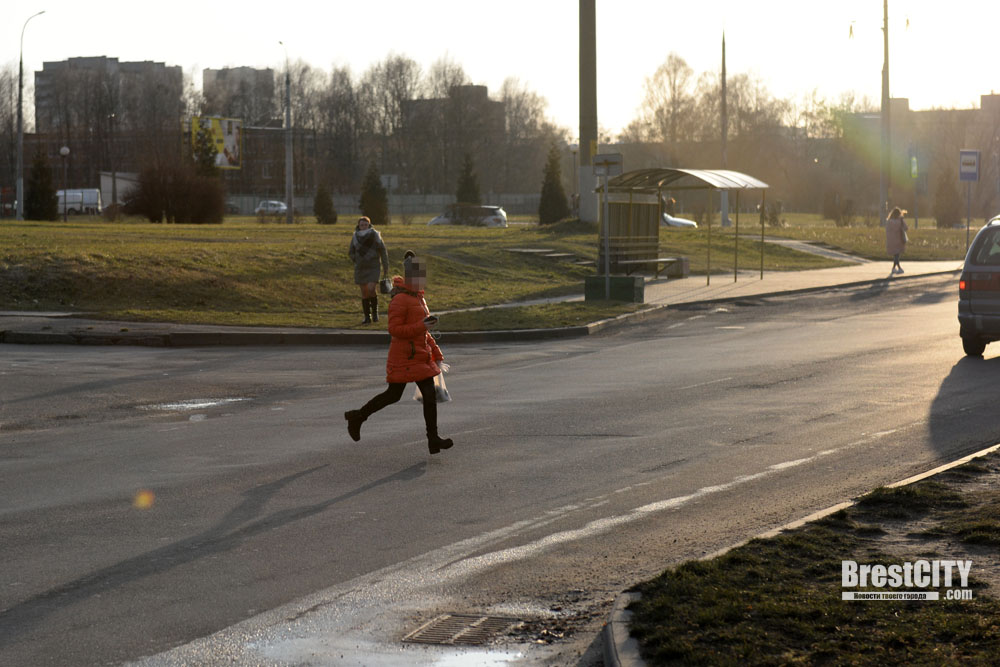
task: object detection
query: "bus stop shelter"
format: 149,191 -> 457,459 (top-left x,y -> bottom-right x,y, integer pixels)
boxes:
594,168 -> 770,298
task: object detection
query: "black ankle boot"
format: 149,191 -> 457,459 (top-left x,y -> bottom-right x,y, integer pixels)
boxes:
361,299 -> 371,325
345,409 -> 366,441
371,296 -> 379,322
427,434 -> 453,454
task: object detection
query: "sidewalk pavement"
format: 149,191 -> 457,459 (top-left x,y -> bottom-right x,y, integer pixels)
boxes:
0,259 -> 962,347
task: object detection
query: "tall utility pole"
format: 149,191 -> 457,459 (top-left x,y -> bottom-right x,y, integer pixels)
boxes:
721,32 -> 728,170
578,0 -> 598,224
720,32 -> 730,226
879,0 -> 891,224
17,10 -> 45,221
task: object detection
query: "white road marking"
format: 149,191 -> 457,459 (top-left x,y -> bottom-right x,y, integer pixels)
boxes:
128,423 -> 922,666
678,376 -> 734,391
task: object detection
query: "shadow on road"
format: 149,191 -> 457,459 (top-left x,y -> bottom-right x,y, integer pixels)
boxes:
929,356 -> 1000,457
0,461 -> 427,647
848,279 -> 890,301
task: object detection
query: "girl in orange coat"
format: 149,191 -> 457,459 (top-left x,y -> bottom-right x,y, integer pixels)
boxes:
344,253 -> 454,454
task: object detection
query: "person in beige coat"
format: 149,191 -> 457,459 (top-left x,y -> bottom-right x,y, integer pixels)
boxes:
886,207 -> 908,274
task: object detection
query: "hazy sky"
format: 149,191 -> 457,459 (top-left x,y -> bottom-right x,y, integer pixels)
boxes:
7,1 -> 1000,136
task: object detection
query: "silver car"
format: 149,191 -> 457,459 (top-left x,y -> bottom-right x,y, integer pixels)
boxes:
254,200 -> 287,215
958,216 -> 1000,356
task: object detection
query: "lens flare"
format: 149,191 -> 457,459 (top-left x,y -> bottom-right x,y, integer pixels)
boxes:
133,489 -> 155,510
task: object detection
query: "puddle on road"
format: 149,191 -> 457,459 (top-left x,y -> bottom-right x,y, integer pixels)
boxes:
139,398 -> 249,412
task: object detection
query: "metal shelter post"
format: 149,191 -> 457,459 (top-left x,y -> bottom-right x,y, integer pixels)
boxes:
603,174 -> 610,299
966,181 -> 972,253
734,191 -> 740,282
760,190 -> 766,280
706,189 -> 713,286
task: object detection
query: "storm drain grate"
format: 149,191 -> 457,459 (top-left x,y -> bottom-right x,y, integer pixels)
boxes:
402,613 -> 522,646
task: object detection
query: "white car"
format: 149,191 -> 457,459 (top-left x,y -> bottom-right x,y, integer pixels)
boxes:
255,200 -> 288,215
429,205 -> 508,228
661,213 -> 698,229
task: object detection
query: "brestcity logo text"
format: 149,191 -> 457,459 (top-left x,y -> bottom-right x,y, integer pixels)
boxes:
842,559 -> 974,601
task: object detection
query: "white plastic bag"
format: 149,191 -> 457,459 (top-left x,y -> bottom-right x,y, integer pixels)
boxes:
413,373 -> 451,404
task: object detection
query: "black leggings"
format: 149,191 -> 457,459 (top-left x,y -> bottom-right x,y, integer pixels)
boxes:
359,377 -> 438,437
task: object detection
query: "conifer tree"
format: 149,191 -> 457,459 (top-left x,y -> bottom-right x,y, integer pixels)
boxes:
538,143 -> 570,224
359,162 -> 389,225
314,184 -> 338,224
193,126 -> 220,178
25,151 -> 59,221
455,153 -> 481,204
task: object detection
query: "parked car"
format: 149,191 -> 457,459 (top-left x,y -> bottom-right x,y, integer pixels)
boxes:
255,200 -> 287,215
661,213 -> 698,229
958,216 -> 1000,356
428,204 -> 508,228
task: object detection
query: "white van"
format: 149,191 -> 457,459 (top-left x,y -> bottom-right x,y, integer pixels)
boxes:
56,189 -> 102,215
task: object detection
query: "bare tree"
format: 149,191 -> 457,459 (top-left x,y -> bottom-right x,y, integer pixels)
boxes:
425,55 -> 470,99
360,53 -> 422,177
1,63 -> 19,199
638,53 -> 696,145
288,59 -> 325,133
496,77 -> 551,191
119,66 -> 185,169
318,65 -> 362,192
399,57 -> 470,193
182,67 -> 205,119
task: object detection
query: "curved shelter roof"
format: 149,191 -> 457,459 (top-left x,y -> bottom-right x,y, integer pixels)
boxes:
607,168 -> 769,193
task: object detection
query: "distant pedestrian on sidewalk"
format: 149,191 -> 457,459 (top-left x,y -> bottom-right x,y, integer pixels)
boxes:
348,216 -> 389,324
886,207 -> 909,274
344,252 -> 454,455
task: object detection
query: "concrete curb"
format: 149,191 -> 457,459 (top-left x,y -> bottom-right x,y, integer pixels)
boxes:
602,592 -> 643,667
601,441 -> 1000,667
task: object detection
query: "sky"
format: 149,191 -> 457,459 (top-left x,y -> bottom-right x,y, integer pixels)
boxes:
7,1 -> 1000,138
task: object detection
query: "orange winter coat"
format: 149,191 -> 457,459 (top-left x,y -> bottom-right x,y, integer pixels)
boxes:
385,277 -> 443,384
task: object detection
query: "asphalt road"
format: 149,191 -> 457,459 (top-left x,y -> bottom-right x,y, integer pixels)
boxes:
2,274 -> 998,666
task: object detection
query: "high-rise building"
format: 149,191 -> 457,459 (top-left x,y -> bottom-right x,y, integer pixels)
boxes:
203,67 -> 276,125
34,56 -> 183,133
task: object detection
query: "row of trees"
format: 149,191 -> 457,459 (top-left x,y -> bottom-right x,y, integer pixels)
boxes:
0,55 -> 567,201
625,52 -> 1000,222
198,54 -> 566,196
5,48 -> 998,221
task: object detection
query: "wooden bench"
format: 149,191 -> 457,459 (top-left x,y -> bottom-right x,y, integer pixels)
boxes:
615,257 -> 684,279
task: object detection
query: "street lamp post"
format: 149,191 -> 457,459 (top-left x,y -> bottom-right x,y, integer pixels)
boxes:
17,10 -> 46,221
279,41 -> 293,225
109,113 -> 118,221
59,145 -> 69,221
879,0 -> 890,225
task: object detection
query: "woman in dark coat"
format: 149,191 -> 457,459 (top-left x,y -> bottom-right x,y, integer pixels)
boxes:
348,216 -> 389,324
344,253 -> 454,454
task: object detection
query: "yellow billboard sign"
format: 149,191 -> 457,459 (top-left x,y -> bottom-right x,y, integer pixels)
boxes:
191,116 -> 242,170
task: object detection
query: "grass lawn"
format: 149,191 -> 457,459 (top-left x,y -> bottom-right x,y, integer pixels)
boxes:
753,212 -> 978,261
0,213 -> 972,329
628,452 -> 1000,665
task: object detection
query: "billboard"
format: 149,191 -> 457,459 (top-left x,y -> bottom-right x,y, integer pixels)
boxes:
191,116 -> 242,169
